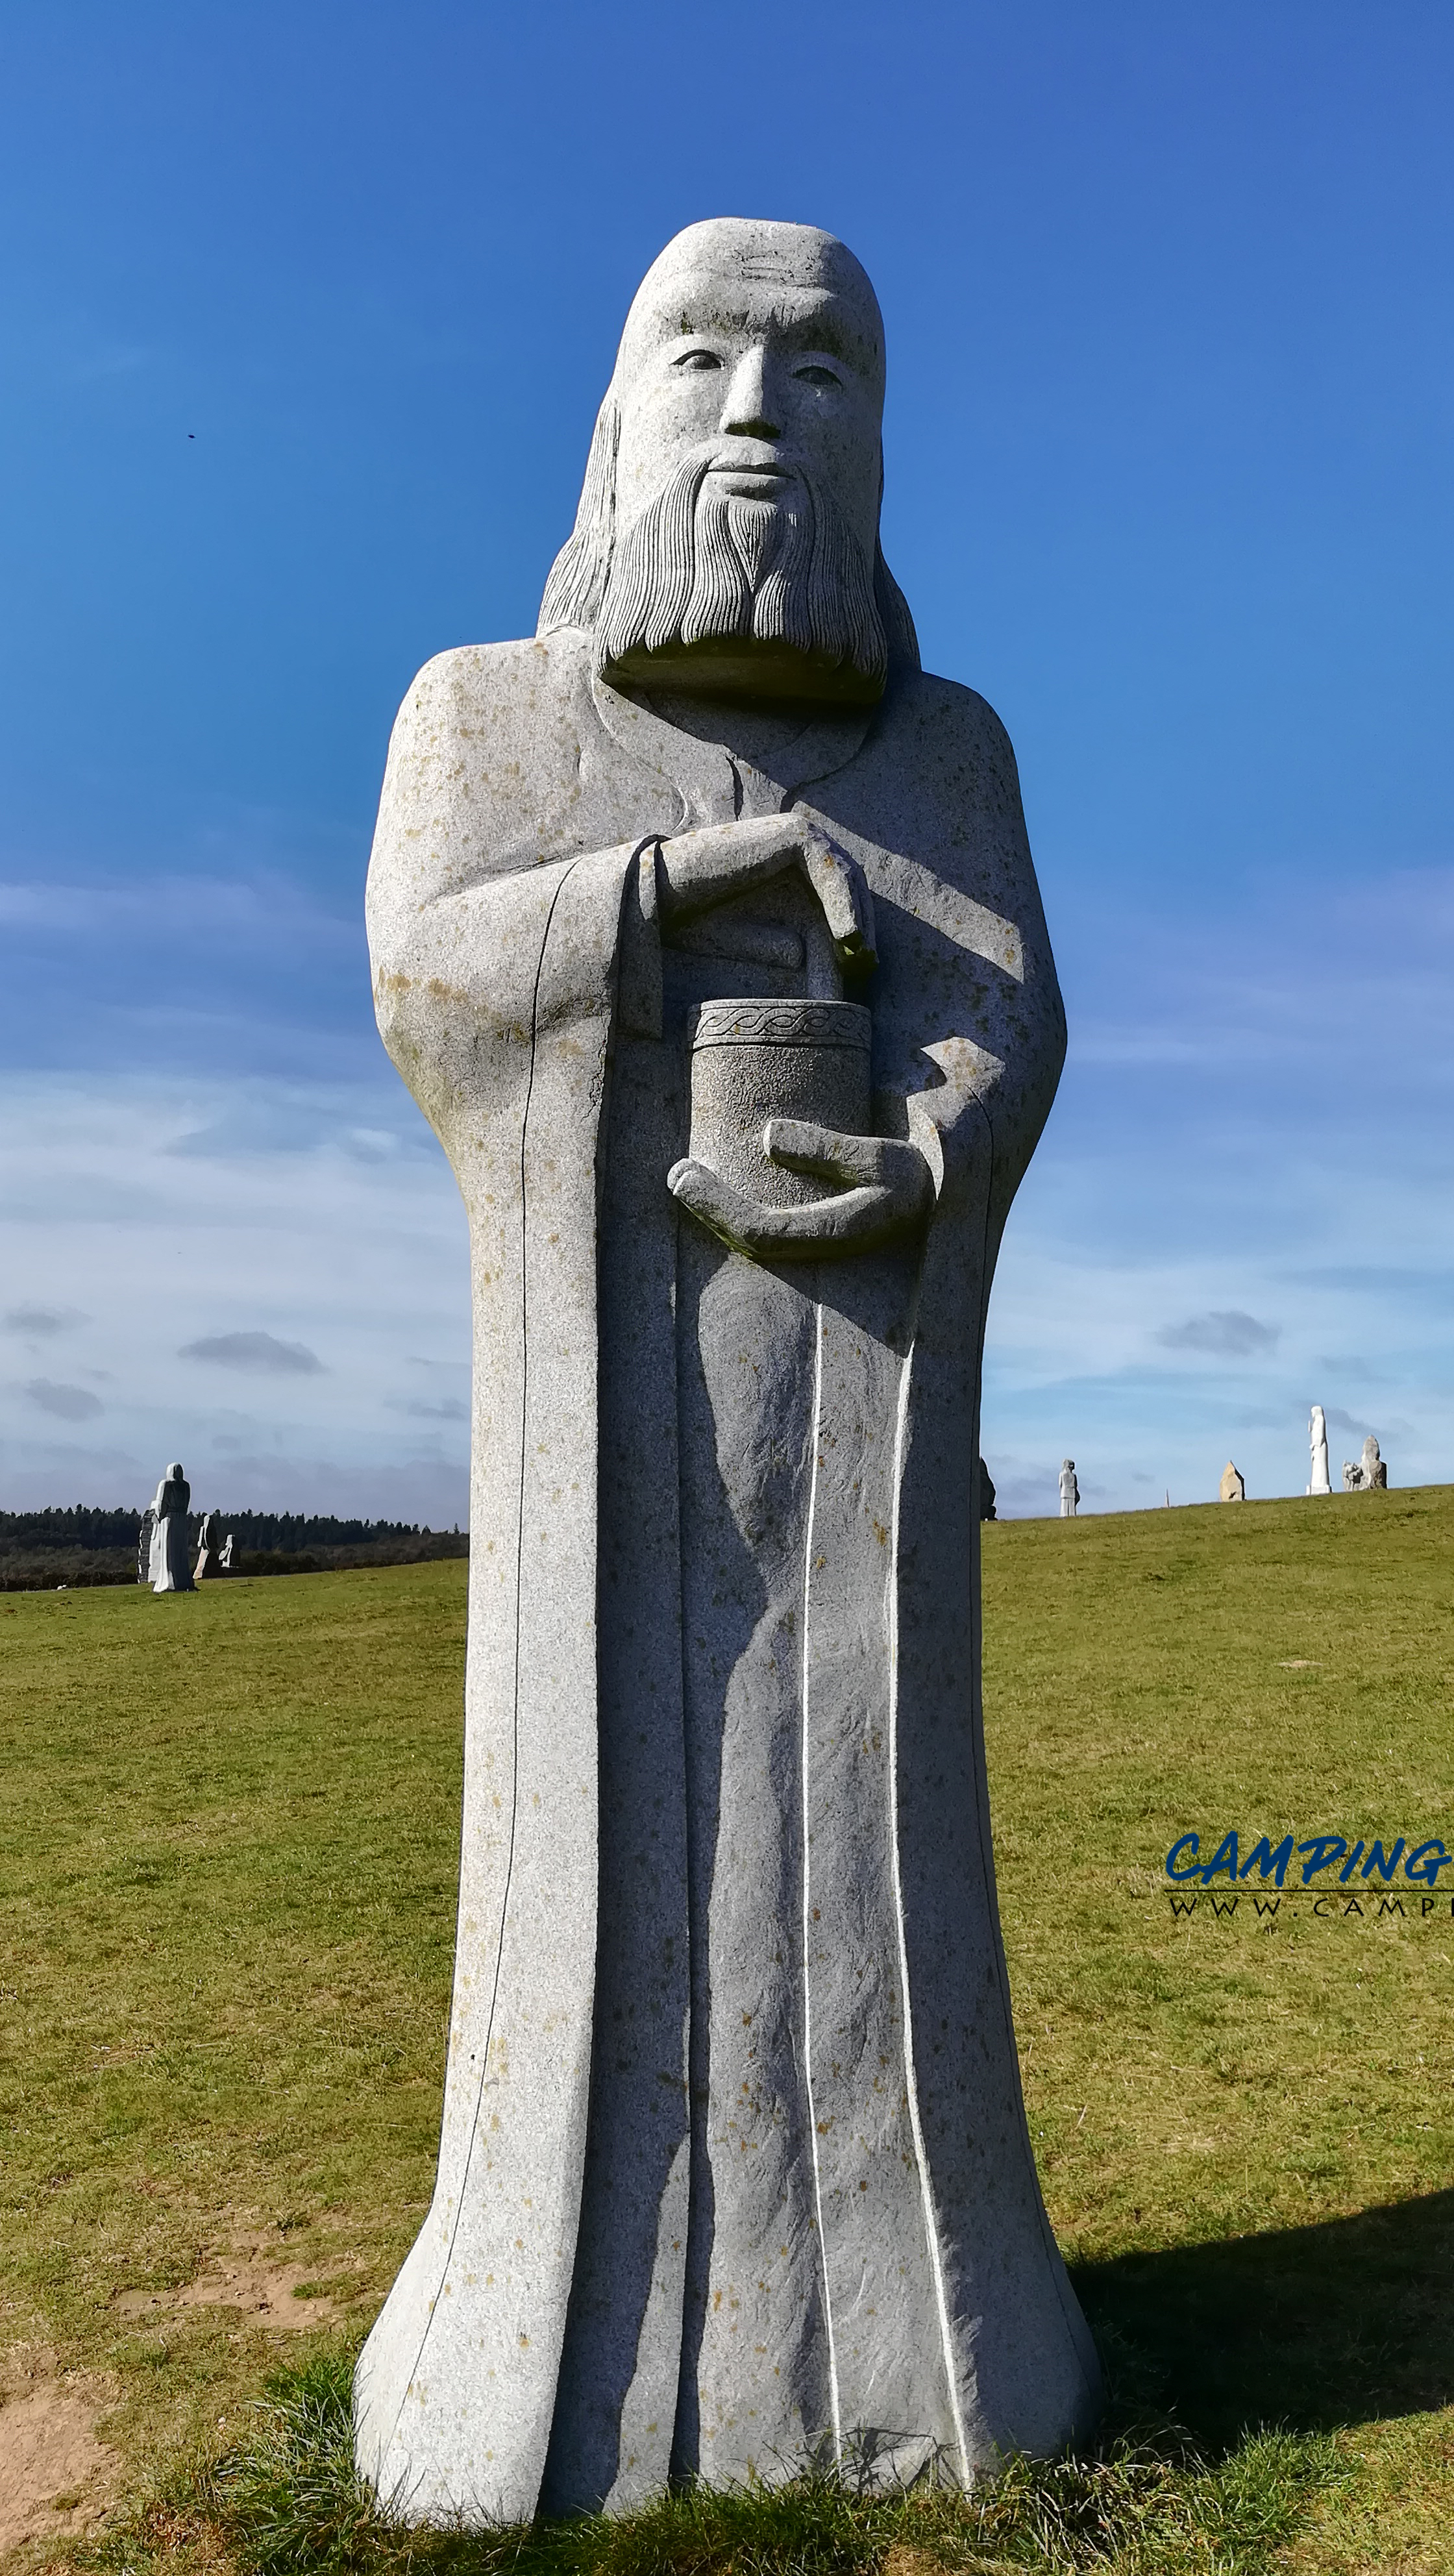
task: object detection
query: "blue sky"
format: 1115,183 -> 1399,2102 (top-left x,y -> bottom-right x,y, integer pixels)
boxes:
1,0 -> 1451,1518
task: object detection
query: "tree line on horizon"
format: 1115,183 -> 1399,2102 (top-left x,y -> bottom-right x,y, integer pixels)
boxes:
0,1505 -> 468,1591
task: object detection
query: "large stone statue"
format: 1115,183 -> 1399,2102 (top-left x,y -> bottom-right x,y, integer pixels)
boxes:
1307,1404 -> 1331,1494
356,218 -> 1098,2525
1058,1459 -> 1079,1518
147,1463 -> 193,1593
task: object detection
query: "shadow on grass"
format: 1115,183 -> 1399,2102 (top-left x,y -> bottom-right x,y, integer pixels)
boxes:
1077,2185 -> 1454,2443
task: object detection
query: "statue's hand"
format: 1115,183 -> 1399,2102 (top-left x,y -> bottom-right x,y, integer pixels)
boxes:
655,815 -> 876,982
667,1119 -> 933,1263
795,830 -> 876,980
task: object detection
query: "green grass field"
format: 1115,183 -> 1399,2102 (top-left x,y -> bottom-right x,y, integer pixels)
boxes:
2,1489 -> 1452,2572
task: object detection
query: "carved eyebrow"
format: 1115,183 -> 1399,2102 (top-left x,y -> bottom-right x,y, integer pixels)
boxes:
667,306 -> 874,371
776,311 -> 874,368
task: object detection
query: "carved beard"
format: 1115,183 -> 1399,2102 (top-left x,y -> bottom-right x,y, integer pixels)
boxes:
594,454 -> 887,688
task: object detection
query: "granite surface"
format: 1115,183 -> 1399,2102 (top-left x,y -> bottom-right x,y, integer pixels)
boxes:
354,217 -> 1098,2526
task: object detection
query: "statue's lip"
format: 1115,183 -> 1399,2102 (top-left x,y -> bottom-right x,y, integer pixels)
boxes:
706,449 -> 795,475
706,460 -> 795,490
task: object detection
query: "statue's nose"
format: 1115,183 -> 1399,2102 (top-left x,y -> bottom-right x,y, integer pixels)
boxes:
720,347 -> 780,442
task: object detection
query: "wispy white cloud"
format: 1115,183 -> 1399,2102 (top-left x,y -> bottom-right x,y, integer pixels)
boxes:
3,856 -> 1451,1528
0,1069 -> 469,1517
1155,1310 -> 1280,1357
3,1302 -> 89,1336
0,870 -> 374,1086
21,1378 -> 105,1422
983,864 -> 1454,1511
180,1330 -> 325,1374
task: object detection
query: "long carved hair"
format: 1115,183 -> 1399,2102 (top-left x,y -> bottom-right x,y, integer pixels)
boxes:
537,391 -> 921,676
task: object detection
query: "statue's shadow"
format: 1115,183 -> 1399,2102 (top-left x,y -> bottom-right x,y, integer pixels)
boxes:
1072,2187 -> 1454,2445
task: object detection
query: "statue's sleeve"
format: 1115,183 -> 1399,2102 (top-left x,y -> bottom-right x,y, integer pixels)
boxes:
849,681 -> 1066,1238
365,650 -> 647,1158
358,656 -> 650,2482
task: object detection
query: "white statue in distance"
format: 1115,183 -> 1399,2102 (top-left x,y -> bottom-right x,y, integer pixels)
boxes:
148,1463 -> 194,1593
1307,1404 -> 1331,1494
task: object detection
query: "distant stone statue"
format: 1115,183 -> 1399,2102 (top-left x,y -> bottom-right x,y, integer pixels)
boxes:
1344,1433 -> 1388,1492
218,1532 -> 234,1572
193,1511 -> 220,1580
1220,1461 -> 1245,1502
1307,1404 -> 1331,1494
136,1506 -> 156,1586
1059,1459 -> 1079,1517
355,218 -> 1096,2523
148,1463 -> 194,1592
979,1457 -> 997,1521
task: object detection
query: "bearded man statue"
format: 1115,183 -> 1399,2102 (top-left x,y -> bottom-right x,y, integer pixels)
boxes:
356,217 -> 1098,2525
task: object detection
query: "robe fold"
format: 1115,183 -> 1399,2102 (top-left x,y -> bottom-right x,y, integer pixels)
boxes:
355,629 -> 1098,2524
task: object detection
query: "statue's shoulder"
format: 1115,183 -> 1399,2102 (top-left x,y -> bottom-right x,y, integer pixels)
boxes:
378,628 -> 597,860
388,630 -> 593,748
375,633 -> 599,877
829,671 -> 1033,871
872,669 -> 1025,808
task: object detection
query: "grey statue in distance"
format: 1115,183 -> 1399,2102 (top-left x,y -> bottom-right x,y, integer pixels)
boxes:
193,1510 -> 224,1580
1343,1433 -> 1388,1492
1059,1459 -> 1079,1517
356,216 -> 1098,2525
1219,1461 -> 1245,1503
1307,1404 -> 1331,1494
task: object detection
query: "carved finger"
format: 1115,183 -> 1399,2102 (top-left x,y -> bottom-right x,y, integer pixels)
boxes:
800,833 -> 877,975
667,1151 -> 930,1263
763,1119 -> 934,1206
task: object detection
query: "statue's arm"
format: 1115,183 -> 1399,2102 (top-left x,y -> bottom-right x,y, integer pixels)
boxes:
365,653 -> 887,1155
654,815 -> 876,978
364,650 -> 649,1130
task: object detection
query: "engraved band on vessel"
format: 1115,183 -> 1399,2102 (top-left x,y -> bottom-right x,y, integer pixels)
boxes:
689,998 -> 872,1052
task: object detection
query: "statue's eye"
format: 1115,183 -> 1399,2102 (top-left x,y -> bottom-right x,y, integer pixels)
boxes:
795,364 -> 841,389
674,348 -> 722,373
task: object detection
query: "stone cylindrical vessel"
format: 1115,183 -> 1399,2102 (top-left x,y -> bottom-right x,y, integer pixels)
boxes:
686,998 -> 871,1208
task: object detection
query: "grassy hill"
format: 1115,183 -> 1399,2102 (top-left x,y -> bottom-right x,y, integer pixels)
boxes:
1,1489 -> 1451,2572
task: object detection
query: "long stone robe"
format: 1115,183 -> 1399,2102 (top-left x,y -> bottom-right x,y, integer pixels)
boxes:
354,628 -> 1098,2524
149,1477 -> 193,1593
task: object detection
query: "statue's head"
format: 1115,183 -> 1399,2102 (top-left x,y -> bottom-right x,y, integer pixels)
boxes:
539,218 -> 918,706
167,1461 -> 184,1481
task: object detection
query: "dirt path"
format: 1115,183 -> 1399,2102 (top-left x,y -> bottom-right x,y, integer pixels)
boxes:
0,2379 -> 119,2555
